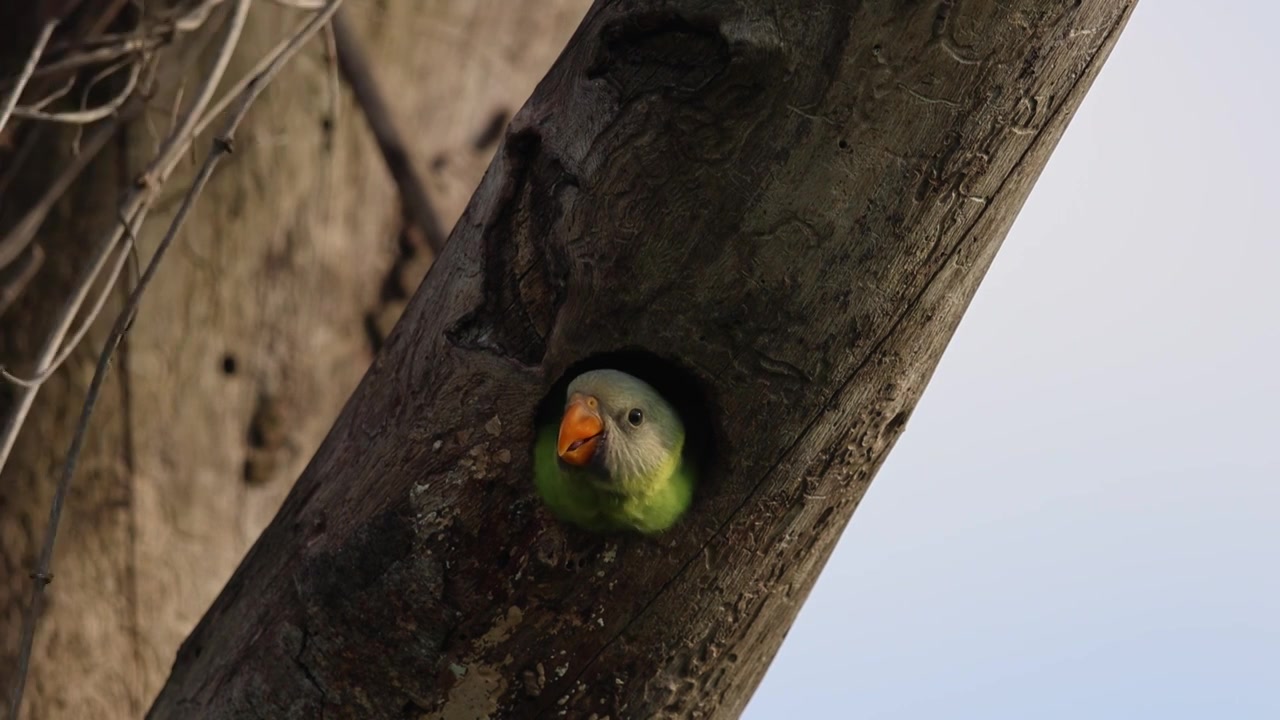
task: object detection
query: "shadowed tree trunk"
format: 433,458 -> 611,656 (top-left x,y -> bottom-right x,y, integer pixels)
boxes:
0,3 -> 591,718
142,0 -> 1137,718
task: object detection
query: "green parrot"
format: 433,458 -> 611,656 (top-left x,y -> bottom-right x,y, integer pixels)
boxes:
533,369 -> 695,534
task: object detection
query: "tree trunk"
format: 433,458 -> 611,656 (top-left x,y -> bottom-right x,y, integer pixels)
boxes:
142,0 -> 1137,718
0,3 -> 590,718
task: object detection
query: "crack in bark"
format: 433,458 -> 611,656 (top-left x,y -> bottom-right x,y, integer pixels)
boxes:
445,129 -> 574,366
294,623 -> 328,705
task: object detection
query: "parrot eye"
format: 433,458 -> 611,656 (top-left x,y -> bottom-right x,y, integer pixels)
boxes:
627,408 -> 644,426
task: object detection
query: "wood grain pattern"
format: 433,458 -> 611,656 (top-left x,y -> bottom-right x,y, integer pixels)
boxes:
146,0 -> 1137,717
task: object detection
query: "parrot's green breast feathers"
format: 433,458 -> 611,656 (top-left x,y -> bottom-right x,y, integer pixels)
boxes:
533,428 -> 694,534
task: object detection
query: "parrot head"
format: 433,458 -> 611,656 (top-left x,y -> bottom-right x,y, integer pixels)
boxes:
555,369 -> 685,493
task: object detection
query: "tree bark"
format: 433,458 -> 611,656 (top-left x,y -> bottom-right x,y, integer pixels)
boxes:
148,1 -> 1136,718
0,2 -> 590,718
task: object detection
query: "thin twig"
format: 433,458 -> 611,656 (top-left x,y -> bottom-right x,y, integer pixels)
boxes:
82,0 -> 133,39
0,109 -> 135,269
0,20 -> 60,137
11,60 -> 142,124
191,33 -> 295,139
13,0 -> 125,109
0,245 -> 45,317
153,7 -> 253,179
23,76 -> 76,112
170,0 -> 234,33
0,0 -> 212,96
331,7 -> 447,252
0,235 -> 132,388
1,206 -> 139,720
0,124 -> 48,200
78,55 -> 141,116
0,0 -> 250,481
267,0 -> 326,9
323,18 -> 340,135
5,36 -> 163,89
5,1 -> 344,716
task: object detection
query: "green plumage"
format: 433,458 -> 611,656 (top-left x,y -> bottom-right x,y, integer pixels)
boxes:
532,369 -> 696,534
533,427 -> 695,533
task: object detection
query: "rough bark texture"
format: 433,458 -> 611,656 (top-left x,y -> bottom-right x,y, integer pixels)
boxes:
0,2 -> 591,718
133,0 -> 1142,718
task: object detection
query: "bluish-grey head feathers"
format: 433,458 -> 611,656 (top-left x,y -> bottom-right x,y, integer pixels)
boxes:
562,369 -> 684,486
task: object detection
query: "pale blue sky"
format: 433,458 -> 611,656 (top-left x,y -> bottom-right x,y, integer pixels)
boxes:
746,2 -> 1280,718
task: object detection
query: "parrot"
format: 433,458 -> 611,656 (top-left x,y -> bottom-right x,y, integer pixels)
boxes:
533,369 -> 695,534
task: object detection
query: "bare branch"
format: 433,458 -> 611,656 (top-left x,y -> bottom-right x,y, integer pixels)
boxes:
192,31 -> 296,139
5,1 -> 346,714
22,76 -> 76,113
0,20 -> 60,137
0,124 -> 48,201
8,36 -> 163,87
170,0 -> 234,33
323,17 -> 340,135
0,245 -> 44,317
0,110 -> 133,270
331,7 -> 447,252
0,0 -> 250,489
10,59 -> 142,124
0,234 -> 132,388
266,0 -> 326,8
80,0 -> 134,40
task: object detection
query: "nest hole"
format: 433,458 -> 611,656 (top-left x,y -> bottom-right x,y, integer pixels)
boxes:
533,347 -> 723,496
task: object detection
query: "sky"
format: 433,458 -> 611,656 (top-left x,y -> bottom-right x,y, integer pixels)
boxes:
745,2 -> 1280,718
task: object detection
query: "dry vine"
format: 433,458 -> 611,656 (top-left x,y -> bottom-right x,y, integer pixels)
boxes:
0,0 -> 356,716
1,0 -> 453,714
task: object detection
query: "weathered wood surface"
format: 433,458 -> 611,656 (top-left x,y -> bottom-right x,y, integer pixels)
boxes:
147,1 -> 1136,718
0,2 -> 591,718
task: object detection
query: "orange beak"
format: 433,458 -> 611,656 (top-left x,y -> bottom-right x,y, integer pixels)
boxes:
557,394 -> 603,466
